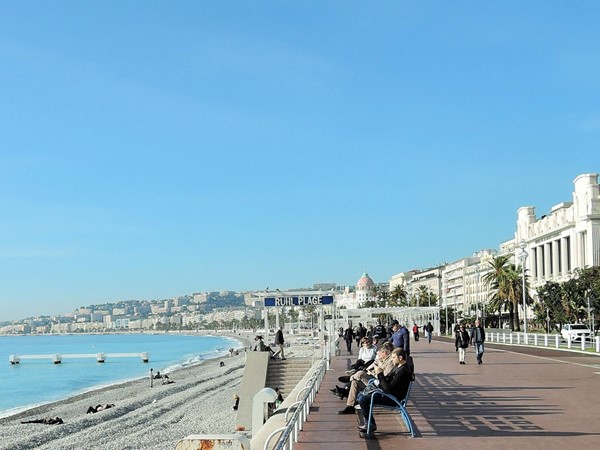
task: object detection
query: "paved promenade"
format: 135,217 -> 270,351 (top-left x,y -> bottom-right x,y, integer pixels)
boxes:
294,336 -> 600,450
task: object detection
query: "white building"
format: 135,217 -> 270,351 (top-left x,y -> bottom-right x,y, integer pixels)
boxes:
335,272 -> 375,309
515,173 -> 600,290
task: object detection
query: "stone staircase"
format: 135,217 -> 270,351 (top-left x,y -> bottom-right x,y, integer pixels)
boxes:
265,357 -> 313,398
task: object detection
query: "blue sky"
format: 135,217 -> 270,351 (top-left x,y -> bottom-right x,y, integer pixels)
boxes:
1,2 -> 599,321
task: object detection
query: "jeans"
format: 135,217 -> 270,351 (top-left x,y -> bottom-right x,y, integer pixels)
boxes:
357,391 -> 398,431
475,342 -> 484,362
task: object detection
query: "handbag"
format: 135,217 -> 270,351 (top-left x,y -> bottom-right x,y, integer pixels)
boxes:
361,379 -> 380,396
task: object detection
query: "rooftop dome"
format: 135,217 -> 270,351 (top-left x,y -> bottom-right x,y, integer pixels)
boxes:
356,272 -> 375,289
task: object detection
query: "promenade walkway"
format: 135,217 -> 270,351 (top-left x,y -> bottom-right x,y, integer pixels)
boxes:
294,336 -> 600,450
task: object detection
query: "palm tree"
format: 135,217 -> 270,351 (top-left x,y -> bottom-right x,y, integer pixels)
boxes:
370,285 -> 389,307
483,255 -> 511,327
483,254 -> 531,331
416,285 -> 433,307
389,284 -> 408,307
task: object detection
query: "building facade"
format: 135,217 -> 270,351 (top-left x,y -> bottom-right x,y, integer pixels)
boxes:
516,173 -> 600,289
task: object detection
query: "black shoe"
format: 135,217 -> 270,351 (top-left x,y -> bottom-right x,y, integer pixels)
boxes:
335,386 -> 348,399
358,424 -> 377,432
338,406 -> 355,414
478,360 -> 482,365
338,375 -> 351,383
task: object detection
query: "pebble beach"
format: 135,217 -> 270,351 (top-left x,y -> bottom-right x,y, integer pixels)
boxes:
0,334 -> 254,450
0,332 -> 318,450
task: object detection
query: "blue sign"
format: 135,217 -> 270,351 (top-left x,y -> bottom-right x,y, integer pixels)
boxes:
264,295 -> 334,307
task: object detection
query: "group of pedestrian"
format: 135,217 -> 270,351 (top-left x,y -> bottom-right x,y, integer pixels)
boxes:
454,319 -> 486,364
341,319 -> 431,355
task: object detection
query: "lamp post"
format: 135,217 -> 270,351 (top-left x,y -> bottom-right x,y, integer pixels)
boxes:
518,240 -> 528,335
444,283 -> 449,336
588,293 -> 595,336
475,271 -> 480,321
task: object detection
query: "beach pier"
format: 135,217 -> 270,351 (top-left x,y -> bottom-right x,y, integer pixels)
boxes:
9,352 -> 150,364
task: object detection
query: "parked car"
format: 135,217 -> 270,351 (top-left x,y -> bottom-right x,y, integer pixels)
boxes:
560,323 -> 592,342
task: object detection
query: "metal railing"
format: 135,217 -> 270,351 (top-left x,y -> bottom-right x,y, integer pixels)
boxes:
263,358 -> 328,450
487,331 -> 600,352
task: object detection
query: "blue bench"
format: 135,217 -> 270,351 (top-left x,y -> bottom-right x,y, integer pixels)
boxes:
364,373 -> 417,437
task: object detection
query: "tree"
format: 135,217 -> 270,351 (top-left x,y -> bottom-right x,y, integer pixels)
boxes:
483,255 -> 531,331
370,285 -> 389,307
416,285 -> 433,307
389,284 -> 408,307
534,267 -> 600,331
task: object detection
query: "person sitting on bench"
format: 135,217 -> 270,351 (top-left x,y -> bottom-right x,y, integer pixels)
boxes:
335,342 -> 395,413
357,347 -> 413,436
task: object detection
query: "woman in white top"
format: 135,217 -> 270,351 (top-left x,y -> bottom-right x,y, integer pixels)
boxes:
347,337 -> 377,374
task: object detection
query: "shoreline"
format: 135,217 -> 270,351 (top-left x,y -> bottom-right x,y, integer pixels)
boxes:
0,333 -> 254,450
0,332 -> 246,420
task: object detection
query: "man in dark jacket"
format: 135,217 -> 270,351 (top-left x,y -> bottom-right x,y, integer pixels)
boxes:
470,319 -> 486,364
274,327 -> 286,360
357,348 -> 413,436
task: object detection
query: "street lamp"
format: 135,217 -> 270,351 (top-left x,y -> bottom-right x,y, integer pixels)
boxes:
475,271 -> 481,321
443,281 -> 449,336
518,240 -> 528,334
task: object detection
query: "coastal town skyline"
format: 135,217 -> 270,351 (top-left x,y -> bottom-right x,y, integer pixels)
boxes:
2,3 -> 600,321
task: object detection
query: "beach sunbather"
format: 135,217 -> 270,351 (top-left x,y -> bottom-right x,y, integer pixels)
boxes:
21,416 -> 64,425
86,403 -> 115,414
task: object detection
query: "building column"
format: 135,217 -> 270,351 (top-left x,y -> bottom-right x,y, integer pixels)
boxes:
593,225 -> 600,267
531,247 -> 537,280
578,231 -> 586,268
537,245 -> 545,280
552,239 -> 560,278
544,243 -> 552,280
561,237 -> 569,276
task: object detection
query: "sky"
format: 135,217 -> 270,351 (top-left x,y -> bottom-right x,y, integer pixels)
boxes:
1,1 -> 599,321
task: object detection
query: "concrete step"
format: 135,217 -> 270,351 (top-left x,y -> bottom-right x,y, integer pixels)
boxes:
265,358 -> 313,397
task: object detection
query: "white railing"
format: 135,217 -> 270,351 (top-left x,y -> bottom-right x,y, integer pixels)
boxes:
263,358 -> 328,450
487,332 -> 600,352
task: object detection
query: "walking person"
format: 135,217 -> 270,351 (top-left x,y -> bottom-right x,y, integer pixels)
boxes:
355,323 -> 367,347
150,368 -> 154,388
424,321 -> 434,343
470,319 -> 486,364
274,326 -> 286,360
412,323 -> 420,341
344,325 -> 355,354
455,324 -> 470,364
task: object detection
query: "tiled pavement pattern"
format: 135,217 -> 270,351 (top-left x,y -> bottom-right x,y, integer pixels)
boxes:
294,336 -> 600,450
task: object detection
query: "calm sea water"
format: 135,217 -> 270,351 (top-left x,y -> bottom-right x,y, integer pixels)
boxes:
0,333 -> 240,418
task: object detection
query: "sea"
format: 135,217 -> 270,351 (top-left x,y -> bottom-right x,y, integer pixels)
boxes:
0,332 -> 241,418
